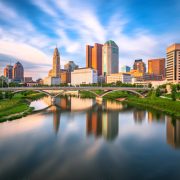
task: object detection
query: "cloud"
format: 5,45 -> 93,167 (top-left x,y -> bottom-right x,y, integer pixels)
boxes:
0,0 -> 179,77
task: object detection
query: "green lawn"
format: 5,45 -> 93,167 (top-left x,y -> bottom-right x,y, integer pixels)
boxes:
127,97 -> 180,118
0,92 -> 46,121
163,92 -> 180,100
0,99 -> 29,119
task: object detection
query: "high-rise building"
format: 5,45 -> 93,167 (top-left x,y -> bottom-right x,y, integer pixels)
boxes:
86,45 -> 93,68
121,65 -> 131,73
86,43 -> 103,76
102,40 -> 119,75
44,47 -> 61,85
52,47 -> 60,77
64,61 -> 78,72
4,65 -> 13,79
148,58 -> 165,78
133,59 -> 146,74
166,43 -> 180,83
13,62 -> 24,82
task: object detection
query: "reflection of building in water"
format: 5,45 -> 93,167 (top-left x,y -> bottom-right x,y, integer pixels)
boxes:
43,96 -> 53,106
133,110 -> 146,123
148,112 -> 165,124
86,112 -> 102,137
71,97 -> 95,111
86,111 -> 119,141
50,106 -> 61,135
102,112 -> 119,141
166,117 -> 180,149
55,97 -> 71,110
105,100 -> 125,110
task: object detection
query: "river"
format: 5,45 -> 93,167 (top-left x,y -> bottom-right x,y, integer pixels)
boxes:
0,96 -> 180,180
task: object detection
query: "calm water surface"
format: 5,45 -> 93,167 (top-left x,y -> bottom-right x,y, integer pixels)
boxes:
0,96 -> 180,180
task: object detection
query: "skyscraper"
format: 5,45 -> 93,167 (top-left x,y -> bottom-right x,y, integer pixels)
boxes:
64,61 -> 78,72
43,47 -> 61,85
121,65 -> 131,73
133,59 -> 146,74
102,40 -> 119,75
52,47 -> 60,77
86,45 -> 93,68
166,43 -> 180,83
86,43 -> 103,76
148,58 -> 165,78
13,61 -> 24,82
4,65 -> 13,79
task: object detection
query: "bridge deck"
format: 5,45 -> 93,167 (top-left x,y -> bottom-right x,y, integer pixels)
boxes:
0,87 -> 151,91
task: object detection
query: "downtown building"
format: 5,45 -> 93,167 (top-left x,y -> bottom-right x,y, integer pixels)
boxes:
121,65 -> 131,73
106,73 -> 132,84
71,68 -> 97,85
133,59 -> 146,74
148,58 -> 165,79
43,47 -> 61,86
4,65 -> 13,80
166,43 -> 180,83
64,61 -> 78,72
86,43 -> 103,76
102,40 -> 119,76
13,61 -> 24,82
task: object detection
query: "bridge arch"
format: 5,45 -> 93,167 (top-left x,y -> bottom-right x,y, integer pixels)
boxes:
12,90 -> 52,97
79,90 -> 100,97
53,91 -> 65,98
99,89 -> 144,98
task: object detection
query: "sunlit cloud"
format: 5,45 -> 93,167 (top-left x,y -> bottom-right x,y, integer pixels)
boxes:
0,0 -> 180,78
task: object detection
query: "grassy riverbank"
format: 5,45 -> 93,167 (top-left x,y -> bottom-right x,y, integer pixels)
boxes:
79,90 -> 180,118
126,97 -> 180,118
0,92 -> 46,122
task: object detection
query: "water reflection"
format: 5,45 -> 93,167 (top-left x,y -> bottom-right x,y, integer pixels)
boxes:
167,117 -> 180,149
31,96 -> 180,146
148,111 -> 166,124
86,111 -> 119,141
133,109 -> 146,123
50,106 -> 61,135
1,96 -> 180,179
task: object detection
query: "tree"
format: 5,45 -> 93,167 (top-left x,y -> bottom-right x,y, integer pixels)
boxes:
177,84 -> 180,91
148,83 -> 152,88
171,85 -> 177,101
0,91 -> 3,99
155,87 -> 161,97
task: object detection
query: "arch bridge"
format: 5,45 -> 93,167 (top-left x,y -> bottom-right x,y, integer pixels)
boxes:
0,86 -> 150,99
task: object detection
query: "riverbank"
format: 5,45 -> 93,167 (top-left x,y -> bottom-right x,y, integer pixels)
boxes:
79,90 -> 180,118
125,97 -> 180,118
0,92 -> 46,122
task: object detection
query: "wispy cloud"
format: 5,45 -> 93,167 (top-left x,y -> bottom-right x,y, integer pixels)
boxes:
0,0 -> 179,78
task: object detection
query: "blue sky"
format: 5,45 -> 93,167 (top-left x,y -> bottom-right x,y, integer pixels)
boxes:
0,0 -> 180,79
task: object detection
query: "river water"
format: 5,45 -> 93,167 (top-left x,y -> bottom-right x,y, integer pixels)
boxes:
0,96 -> 180,180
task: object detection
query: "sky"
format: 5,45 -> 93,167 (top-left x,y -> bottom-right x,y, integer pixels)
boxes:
0,0 -> 180,79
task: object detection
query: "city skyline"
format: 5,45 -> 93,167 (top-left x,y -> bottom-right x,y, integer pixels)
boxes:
0,0 -> 180,78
